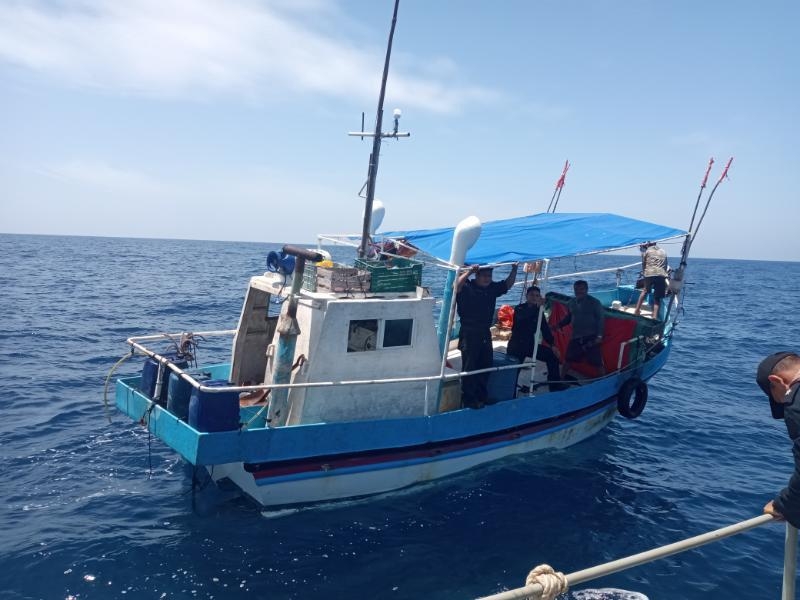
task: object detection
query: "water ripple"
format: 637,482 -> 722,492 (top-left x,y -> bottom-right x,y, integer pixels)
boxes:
0,236 -> 798,599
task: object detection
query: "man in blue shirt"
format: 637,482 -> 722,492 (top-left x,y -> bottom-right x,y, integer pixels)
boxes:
456,264 -> 518,408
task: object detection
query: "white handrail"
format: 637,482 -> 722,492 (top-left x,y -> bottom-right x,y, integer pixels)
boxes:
126,340 -> 563,395
127,329 -> 236,343
476,515 -> 790,600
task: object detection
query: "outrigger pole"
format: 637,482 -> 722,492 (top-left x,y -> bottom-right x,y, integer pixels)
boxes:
546,160 -> 570,213
669,157 -> 733,320
355,0 -> 406,259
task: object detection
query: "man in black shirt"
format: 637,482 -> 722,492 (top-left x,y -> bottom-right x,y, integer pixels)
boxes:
456,263 -> 518,408
507,286 -> 563,391
759,352 -> 800,528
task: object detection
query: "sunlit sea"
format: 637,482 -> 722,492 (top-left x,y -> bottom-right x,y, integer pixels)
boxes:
1,233 -> 799,600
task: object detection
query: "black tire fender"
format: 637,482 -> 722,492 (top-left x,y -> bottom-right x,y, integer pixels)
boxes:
617,377 -> 648,419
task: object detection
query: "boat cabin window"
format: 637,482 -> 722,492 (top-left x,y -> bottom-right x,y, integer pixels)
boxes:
347,319 -> 378,352
383,318 -> 413,348
346,318 -> 415,352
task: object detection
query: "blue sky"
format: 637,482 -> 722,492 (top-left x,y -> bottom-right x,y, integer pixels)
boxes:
1,0 -> 798,261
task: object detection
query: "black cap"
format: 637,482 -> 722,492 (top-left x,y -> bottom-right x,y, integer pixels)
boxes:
757,351 -> 795,419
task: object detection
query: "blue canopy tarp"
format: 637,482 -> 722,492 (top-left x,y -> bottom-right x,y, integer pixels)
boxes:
383,212 -> 686,264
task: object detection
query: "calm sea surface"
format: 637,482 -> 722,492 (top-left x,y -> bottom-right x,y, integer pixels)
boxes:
1,233 -> 799,600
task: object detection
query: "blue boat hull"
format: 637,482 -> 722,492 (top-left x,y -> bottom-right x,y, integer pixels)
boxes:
115,342 -> 670,507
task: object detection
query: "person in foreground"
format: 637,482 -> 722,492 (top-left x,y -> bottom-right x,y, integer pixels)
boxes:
634,241 -> 668,319
555,280 -> 605,378
506,285 -> 564,392
456,263 -> 518,408
758,351 -> 800,525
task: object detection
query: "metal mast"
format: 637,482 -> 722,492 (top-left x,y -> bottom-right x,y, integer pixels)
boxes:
353,0 -> 409,258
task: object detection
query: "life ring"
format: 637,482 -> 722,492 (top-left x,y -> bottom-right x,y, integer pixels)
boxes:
617,377 -> 648,419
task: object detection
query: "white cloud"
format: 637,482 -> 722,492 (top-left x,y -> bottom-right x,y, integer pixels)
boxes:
42,159 -> 171,196
0,0 -> 499,113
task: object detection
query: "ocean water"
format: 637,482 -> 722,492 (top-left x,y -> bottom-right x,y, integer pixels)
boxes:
1,232 -> 799,600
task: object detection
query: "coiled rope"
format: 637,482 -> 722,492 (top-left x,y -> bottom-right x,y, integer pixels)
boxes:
524,565 -> 568,600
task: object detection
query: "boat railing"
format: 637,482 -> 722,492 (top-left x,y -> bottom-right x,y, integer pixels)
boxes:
125,331 -> 641,400
127,333 -> 549,393
617,335 -> 644,370
475,515 -> 796,600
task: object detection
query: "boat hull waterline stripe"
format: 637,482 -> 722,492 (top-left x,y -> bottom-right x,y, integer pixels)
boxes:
246,395 -> 618,485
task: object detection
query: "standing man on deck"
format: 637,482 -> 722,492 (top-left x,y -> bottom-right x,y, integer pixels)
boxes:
456,263 -> 518,409
758,352 -> 800,527
634,241 -> 668,319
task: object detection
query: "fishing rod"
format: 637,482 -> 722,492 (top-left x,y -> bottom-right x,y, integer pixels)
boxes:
693,156 -> 733,237
669,157 -> 733,322
687,157 -> 714,234
679,157 -> 714,265
679,157 -> 733,260
546,159 -> 570,213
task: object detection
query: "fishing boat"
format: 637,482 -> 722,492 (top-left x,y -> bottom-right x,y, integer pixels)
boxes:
111,0 -> 727,509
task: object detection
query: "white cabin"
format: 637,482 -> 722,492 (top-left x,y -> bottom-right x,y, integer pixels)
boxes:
230,273 -> 447,425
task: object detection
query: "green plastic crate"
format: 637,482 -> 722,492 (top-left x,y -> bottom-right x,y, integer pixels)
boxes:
302,265 -> 317,291
354,258 -> 423,293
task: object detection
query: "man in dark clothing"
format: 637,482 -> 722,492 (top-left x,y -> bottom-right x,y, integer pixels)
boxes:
456,263 -> 518,408
555,280 -> 605,377
506,286 -> 563,391
758,352 -> 800,527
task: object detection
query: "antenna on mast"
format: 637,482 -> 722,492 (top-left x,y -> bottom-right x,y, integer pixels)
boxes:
350,109 -> 409,141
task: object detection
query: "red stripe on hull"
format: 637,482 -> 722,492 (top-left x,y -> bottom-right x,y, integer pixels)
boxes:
247,396 -> 616,481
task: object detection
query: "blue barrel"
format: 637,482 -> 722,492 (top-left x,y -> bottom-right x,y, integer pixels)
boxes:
188,380 -> 240,432
167,372 -> 209,421
487,351 -> 520,402
141,355 -> 189,406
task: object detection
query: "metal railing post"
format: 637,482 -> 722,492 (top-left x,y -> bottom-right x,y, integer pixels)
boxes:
783,523 -> 797,600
